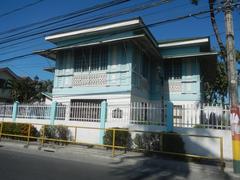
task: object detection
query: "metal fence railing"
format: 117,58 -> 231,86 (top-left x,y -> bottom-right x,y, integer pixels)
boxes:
55,105 -> 66,120
17,104 -> 51,119
0,104 -> 13,118
0,121 -> 225,168
0,102 -> 232,130
107,103 -> 166,126
69,102 -> 101,122
173,104 -> 231,130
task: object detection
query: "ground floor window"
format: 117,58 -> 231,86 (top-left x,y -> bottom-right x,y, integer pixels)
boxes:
70,99 -> 102,122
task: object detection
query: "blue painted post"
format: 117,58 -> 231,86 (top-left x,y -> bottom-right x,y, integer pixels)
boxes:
50,101 -> 57,125
166,101 -> 173,132
99,101 -> 107,144
12,101 -> 19,122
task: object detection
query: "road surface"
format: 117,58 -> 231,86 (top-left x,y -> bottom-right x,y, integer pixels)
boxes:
0,145 -> 239,180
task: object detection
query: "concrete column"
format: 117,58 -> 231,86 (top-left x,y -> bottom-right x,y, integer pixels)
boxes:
50,101 -> 57,125
12,101 -> 19,122
166,101 -> 173,132
99,101 -> 107,144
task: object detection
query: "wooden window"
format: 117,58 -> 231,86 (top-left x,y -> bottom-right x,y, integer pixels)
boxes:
0,78 -> 6,88
74,46 -> 108,72
164,59 -> 182,80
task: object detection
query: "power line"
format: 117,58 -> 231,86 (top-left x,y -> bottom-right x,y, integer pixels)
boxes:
0,0 -> 169,46
0,0 -> 130,40
0,0 -> 45,19
0,3 -> 230,64
0,0 -> 130,36
1,1 -> 239,65
1,0 -> 185,55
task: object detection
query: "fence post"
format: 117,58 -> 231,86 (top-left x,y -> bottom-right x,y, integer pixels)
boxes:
12,101 -> 19,122
50,101 -> 57,125
99,100 -> 107,144
166,101 -> 173,132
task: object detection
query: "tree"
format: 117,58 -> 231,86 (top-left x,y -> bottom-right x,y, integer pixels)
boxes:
203,62 -> 228,104
192,0 -> 226,59
192,0 -> 238,104
9,77 -> 53,103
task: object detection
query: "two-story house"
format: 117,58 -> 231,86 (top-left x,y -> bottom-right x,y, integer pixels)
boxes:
37,18 -> 217,114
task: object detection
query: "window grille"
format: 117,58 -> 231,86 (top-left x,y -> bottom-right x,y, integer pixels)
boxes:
74,46 -> 108,72
112,108 -> 123,119
164,59 -> 182,80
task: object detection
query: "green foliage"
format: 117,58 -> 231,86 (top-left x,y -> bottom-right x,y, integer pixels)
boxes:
2,122 -> 39,141
133,132 -> 185,153
41,125 -> 69,141
9,77 -> 53,103
203,62 -> 228,104
103,128 -> 131,149
134,133 -> 161,151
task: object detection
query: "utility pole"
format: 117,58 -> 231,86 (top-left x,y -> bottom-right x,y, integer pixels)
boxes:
224,0 -> 240,174
224,0 -> 238,106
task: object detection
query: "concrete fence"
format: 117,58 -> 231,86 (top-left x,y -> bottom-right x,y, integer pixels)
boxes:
0,101 -> 234,160
0,101 -> 231,130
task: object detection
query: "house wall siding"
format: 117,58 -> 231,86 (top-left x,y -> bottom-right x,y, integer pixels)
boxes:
53,41 -> 133,96
160,46 -> 200,57
164,57 -> 201,102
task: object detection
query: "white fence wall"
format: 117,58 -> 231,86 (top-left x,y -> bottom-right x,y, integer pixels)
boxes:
173,104 -> 230,130
0,102 -> 233,160
107,102 -> 165,126
17,104 -> 51,119
0,104 -> 13,118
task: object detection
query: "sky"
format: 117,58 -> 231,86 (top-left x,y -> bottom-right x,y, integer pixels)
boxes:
0,0 -> 239,80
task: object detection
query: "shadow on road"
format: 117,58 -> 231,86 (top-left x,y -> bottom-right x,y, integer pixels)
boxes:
109,154 -> 234,180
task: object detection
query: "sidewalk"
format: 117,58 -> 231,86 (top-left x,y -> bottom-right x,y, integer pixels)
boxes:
0,140 -> 239,179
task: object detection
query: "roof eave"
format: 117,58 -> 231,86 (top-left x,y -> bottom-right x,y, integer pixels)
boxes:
45,18 -> 142,42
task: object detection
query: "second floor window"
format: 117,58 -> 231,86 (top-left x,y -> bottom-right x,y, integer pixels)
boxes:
164,59 -> 182,80
74,46 -> 108,72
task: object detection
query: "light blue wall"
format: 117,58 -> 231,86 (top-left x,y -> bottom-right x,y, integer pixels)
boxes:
53,41 -> 133,96
160,46 -> 200,57
163,58 -> 201,102
131,44 -> 162,101
51,30 -> 203,103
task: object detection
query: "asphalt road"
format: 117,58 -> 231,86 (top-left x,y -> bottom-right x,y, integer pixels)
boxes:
0,146 -> 239,180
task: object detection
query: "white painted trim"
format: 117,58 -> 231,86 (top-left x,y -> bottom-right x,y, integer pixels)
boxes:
51,34 -> 145,51
45,19 -> 140,41
163,52 -> 218,59
158,38 -> 209,48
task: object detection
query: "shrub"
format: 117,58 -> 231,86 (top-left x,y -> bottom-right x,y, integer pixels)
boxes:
103,128 -> 131,149
162,132 -> 185,153
133,132 -> 185,154
133,133 -> 161,151
2,122 -> 39,141
40,125 -> 70,144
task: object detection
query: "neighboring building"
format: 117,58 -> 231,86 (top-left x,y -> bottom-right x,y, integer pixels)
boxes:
41,92 -> 52,105
0,67 -> 19,103
37,18 -> 217,109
